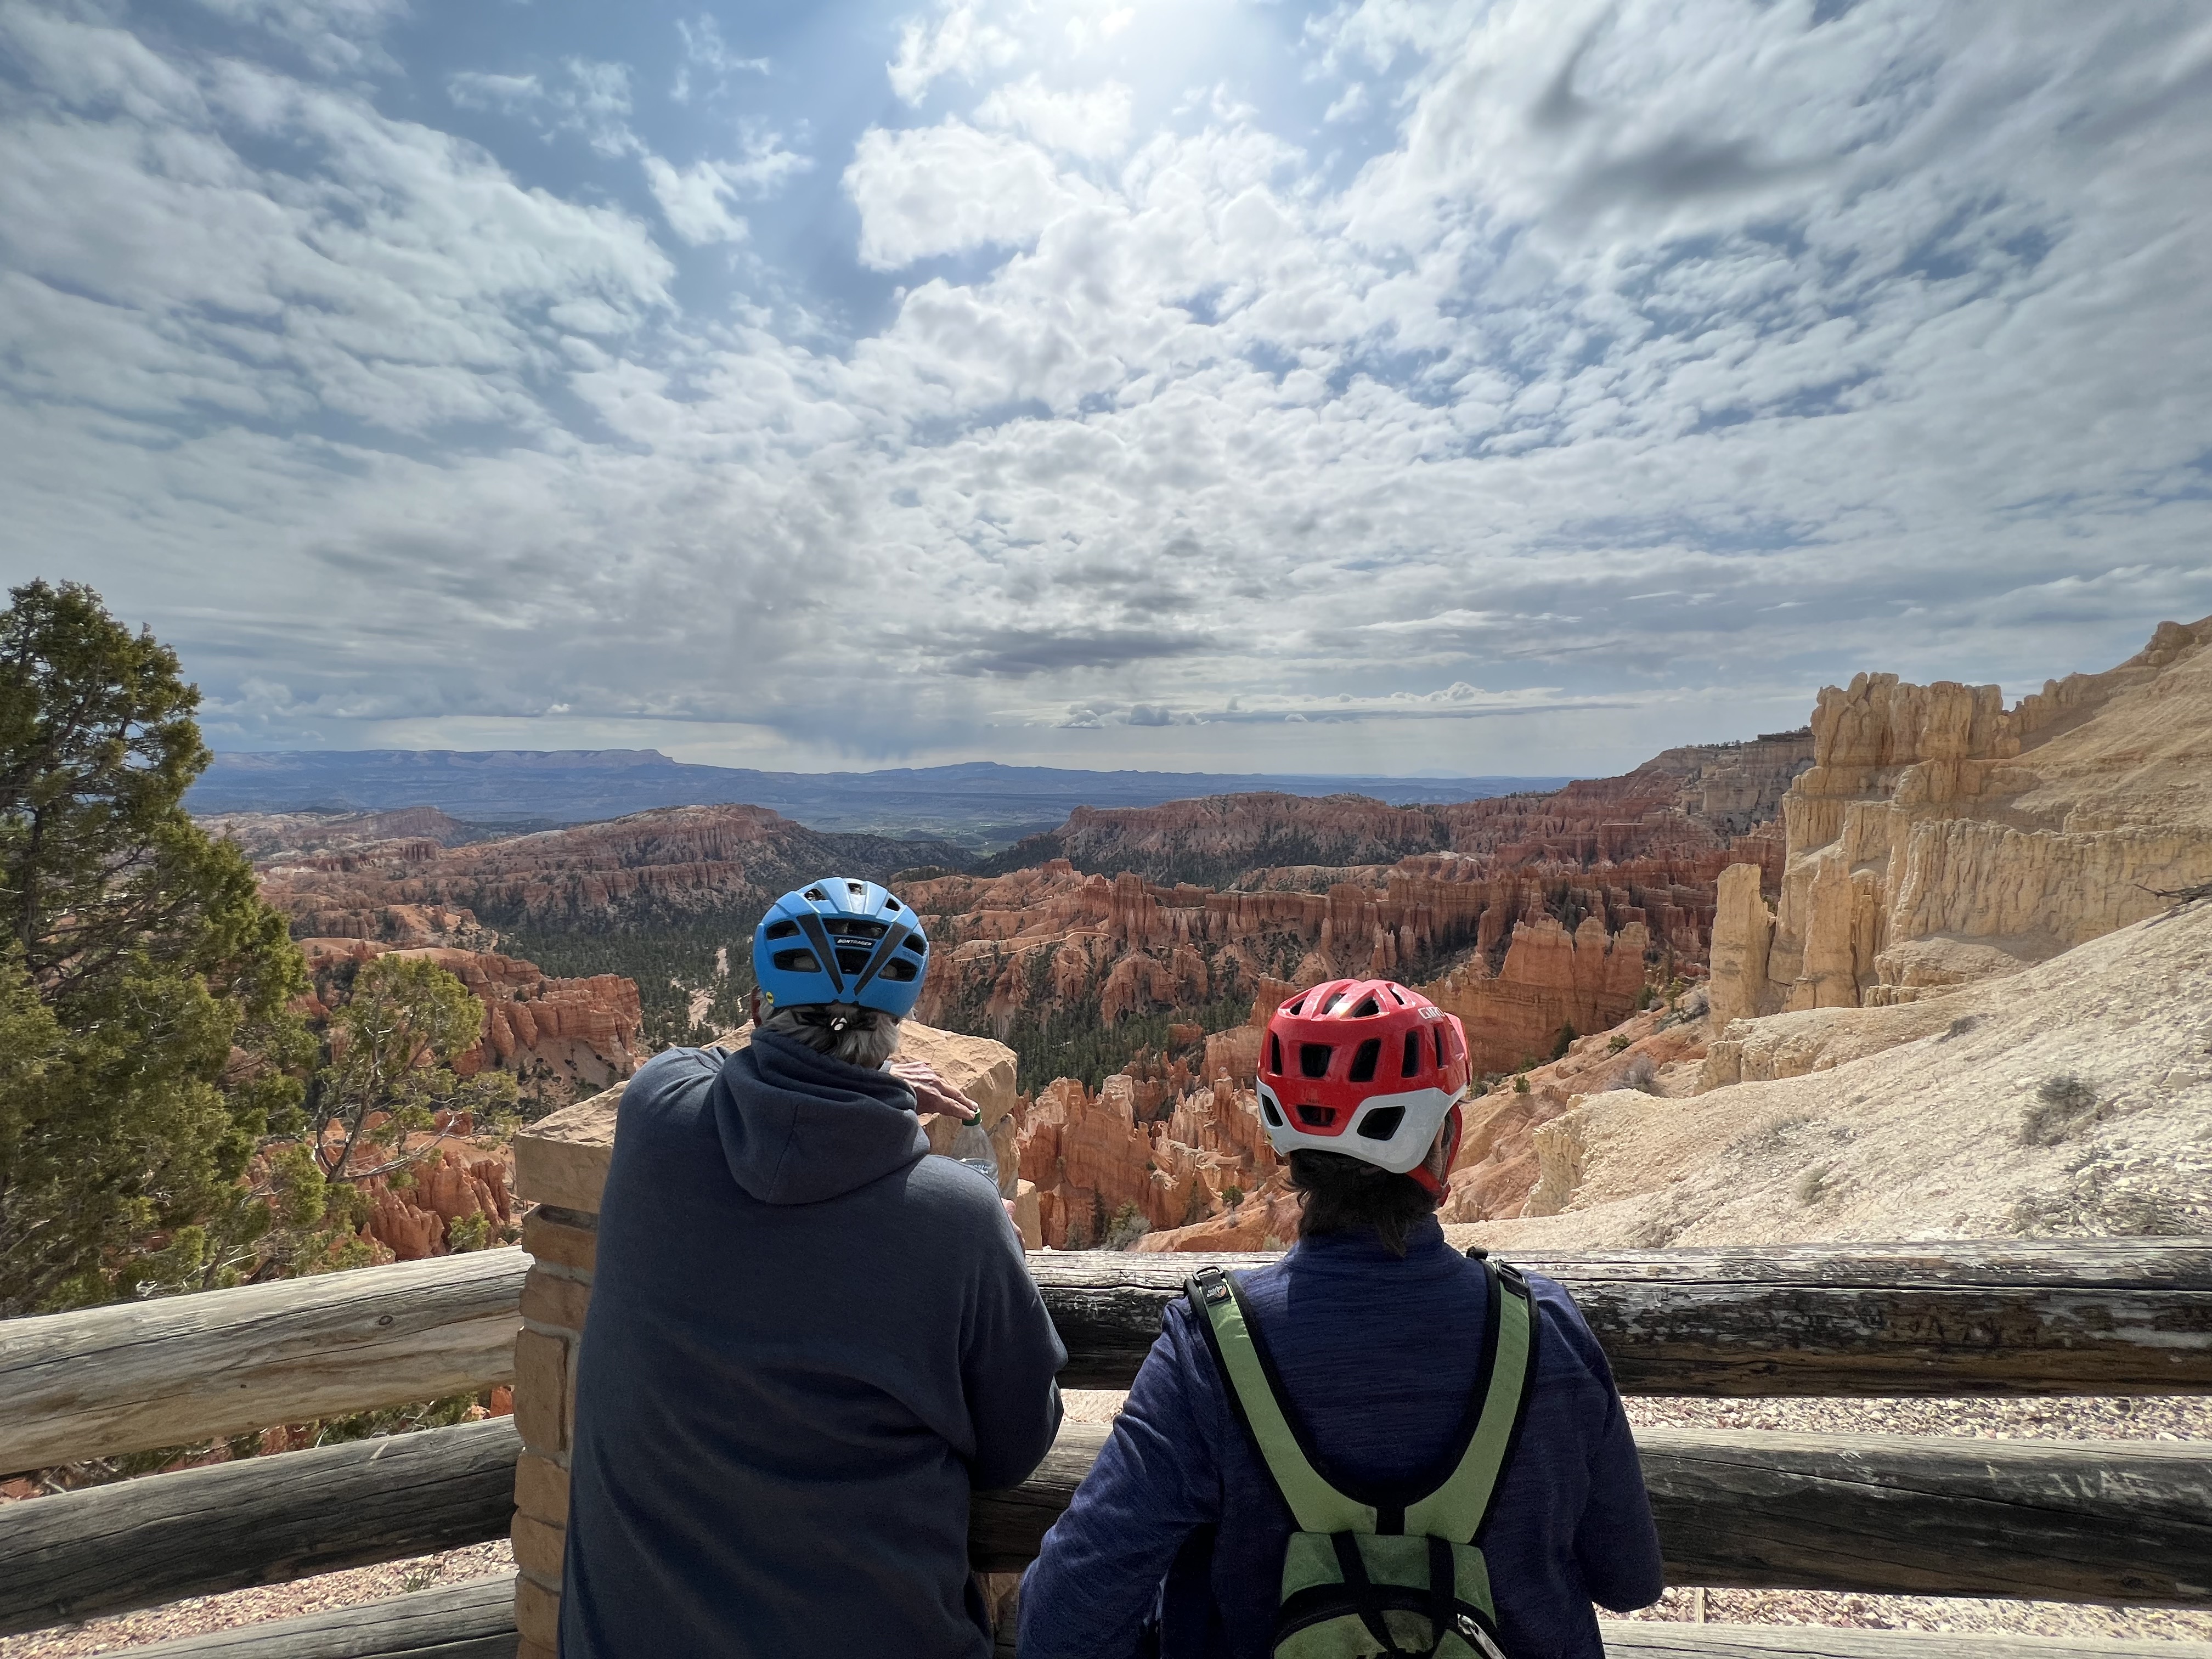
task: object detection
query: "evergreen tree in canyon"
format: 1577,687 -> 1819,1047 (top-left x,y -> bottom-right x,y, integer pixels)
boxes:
0,581 -> 310,1314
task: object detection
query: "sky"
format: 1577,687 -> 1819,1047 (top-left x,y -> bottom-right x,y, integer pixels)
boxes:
1,0 -> 2208,778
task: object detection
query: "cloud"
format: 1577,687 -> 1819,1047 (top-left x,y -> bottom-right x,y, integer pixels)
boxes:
844,121 -> 1093,269
672,14 -> 768,104
449,57 -> 639,157
887,2 -> 1019,105
192,0 -> 408,74
977,75 -> 1132,159
642,129 -> 810,244
3,0 -> 2210,777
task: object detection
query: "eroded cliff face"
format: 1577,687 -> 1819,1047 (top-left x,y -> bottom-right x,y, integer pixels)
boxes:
247,803 -> 963,943
993,732 -> 1812,891
298,938 -> 645,1097
911,778 -> 1789,1074
1707,616 -> 2212,1024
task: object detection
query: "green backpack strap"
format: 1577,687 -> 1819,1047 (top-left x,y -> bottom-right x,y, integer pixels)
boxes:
1187,1268 -> 1376,1535
1402,1258 -> 1539,1542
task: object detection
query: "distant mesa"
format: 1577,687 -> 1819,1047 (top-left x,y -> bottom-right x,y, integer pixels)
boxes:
188,752 -> 1569,851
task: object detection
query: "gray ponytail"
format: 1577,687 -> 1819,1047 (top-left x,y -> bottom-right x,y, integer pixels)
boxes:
759,1002 -> 901,1069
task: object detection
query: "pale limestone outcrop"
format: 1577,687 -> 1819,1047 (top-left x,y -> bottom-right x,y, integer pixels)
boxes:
1706,615 -> 2212,1026
1704,864 -> 1772,1032
1446,899 -> 2212,1250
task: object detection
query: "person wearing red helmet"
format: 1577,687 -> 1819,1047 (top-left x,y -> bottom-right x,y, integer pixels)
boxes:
1018,978 -> 1662,1659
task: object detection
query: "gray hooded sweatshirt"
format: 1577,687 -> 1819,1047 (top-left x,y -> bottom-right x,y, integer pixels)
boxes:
560,1032 -> 1066,1658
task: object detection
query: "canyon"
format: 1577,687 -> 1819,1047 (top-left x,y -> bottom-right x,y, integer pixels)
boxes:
247,804 -> 968,945
217,616 -> 2212,1257
1429,614 -> 2212,1252
910,729 -> 1811,1081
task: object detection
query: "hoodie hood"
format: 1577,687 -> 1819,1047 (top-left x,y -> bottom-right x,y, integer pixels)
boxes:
712,1030 -> 930,1205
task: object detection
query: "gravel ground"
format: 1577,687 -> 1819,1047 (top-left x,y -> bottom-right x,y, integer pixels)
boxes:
7,1396 -> 2207,1654
0,1543 -> 513,1657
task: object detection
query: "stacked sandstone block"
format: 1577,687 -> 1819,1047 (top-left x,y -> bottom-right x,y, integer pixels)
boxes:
507,1022 -> 1027,1654
508,1096 -> 613,1659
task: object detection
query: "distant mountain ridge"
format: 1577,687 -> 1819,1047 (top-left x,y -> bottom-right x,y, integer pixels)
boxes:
190,751 -> 1572,849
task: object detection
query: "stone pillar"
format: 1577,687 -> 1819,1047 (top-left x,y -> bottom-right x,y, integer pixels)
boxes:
509,1087 -> 618,1659
507,1020 -> 1024,1654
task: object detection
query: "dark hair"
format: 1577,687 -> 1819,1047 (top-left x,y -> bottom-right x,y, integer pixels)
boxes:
1286,1150 -> 1435,1257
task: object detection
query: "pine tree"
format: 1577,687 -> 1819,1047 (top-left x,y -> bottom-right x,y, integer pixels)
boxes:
0,582 -> 312,1313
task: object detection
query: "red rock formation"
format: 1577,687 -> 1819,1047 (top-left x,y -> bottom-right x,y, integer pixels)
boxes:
298,938 -> 644,1096
255,803 -> 926,944
358,1147 -> 517,1261
1012,1071 -> 1280,1248
1423,916 -> 1653,1074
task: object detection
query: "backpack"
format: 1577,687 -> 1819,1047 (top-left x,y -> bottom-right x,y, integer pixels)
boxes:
1184,1254 -> 1539,1659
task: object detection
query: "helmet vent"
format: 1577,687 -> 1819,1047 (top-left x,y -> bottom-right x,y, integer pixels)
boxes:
883,897 -> 902,913
764,919 -> 799,941
1357,1105 -> 1406,1141
1347,1039 -> 1381,1084
803,887 -> 827,901
847,881 -> 866,895
1348,996 -> 1380,1019
1296,1103 -> 1336,1127
1298,1043 -> 1333,1079
1261,1096 -> 1284,1127
1433,1028 -> 1446,1067
1268,1034 -> 1283,1074
771,949 -> 821,973
1401,1030 -> 1423,1078
1285,993 -> 1308,1017
881,958 -> 919,982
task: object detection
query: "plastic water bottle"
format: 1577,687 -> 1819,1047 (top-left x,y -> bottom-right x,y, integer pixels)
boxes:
950,1113 -> 999,1189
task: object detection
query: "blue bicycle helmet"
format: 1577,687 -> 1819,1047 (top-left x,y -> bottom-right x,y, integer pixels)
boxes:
752,876 -> 930,1019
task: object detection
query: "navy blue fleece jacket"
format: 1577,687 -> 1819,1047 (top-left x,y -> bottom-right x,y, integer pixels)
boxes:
1018,1218 -> 1661,1659
560,1033 -> 1066,1659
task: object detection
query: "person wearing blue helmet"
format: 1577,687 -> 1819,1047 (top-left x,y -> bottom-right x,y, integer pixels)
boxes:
561,876 -> 1068,1659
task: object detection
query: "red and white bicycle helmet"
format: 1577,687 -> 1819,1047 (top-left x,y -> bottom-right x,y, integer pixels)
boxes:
1256,978 -> 1471,1198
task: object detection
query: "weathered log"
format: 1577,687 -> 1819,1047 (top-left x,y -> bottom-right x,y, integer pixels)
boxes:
1597,1628 -> 2212,1659
5,1242 -> 2205,1479
0,1250 -> 527,1475
10,1417 -> 2211,1638
0,1419 -> 521,1637
128,1573 -> 520,1657
970,1422 -> 1110,1572
1034,1240 -> 2212,1394
1635,1428 -> 2212,1605
112,1576 -> 2212,1659
971,1423 -> 2212,1606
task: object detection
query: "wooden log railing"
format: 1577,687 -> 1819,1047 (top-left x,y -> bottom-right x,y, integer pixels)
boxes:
99,1574 -> 2212,1659
5,1239 -> 2206,1481
10,1410 -> 2212,1634
1034,1241 -> 2212,1394
2,1239 -> 2209,1647
0,1251 -> 526,1474
0,1419 -> 523,1636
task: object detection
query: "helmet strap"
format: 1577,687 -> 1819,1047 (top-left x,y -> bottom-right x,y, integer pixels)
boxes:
1407,1104 -> 1464,1205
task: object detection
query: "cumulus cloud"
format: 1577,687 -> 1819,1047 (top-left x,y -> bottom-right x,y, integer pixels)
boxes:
642,129 -> 810,244
844,120 -> 1093,268
977,75 -> 1132,159
2,0 -> 2209,774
